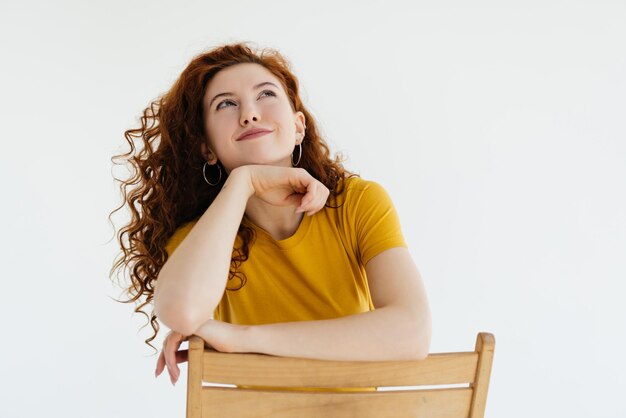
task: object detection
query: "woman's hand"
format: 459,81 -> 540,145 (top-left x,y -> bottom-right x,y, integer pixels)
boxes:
155,320 -> 247,385
238,165 -> 330,216
155,330 -> 189,386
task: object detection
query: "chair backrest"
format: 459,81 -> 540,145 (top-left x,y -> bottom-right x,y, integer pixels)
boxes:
186,332 -> 495,418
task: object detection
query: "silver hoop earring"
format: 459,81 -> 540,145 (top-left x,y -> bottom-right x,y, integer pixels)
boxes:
291,141 -> 304,167
203,161 -> 222,186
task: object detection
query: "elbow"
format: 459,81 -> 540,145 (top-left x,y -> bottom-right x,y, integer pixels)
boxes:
153,286 -> 192,335
154,296 -> 217,335
153,275 -> 217,336
154,303 -> 201,336
406,335 -> 431,361
406,311 -> 432,361
154,293 -> 205,336
396,331 -> 429,361
412,342 -> 430,361
412,322 -> 432,360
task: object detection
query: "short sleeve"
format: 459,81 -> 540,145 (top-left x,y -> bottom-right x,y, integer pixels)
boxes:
351,180 -> 408,266
164,221 -> 197,257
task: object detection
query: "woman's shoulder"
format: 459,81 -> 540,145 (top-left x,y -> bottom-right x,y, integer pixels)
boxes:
337,174 -> 390,201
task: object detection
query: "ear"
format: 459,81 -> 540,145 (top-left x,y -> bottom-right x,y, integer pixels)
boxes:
294,111 -> 306,143
200,141 -> 218,164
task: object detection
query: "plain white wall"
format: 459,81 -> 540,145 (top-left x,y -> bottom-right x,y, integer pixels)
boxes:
1,1 -> 624,417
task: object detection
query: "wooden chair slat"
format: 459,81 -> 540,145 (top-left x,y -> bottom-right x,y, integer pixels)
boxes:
200,387 -> 473,418
201,350 -> 479,387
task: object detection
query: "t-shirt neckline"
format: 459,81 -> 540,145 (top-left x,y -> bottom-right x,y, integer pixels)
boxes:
241,210 -> 313,250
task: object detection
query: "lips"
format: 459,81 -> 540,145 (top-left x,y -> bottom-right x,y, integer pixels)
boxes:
237,129 -> 273,141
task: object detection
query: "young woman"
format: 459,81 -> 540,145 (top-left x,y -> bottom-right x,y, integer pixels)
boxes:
110,42 -> 432,389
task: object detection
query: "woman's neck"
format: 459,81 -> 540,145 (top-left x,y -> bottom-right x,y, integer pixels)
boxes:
244,196 -> 305,241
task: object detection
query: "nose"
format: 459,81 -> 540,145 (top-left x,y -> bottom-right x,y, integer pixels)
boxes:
240,102 -> 260,125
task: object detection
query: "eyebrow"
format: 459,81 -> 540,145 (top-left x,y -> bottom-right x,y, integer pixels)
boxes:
208,81 -> 280,109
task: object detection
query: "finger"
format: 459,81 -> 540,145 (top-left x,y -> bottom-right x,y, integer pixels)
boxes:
298,182 -> 317,211
310,187 -> 330,215
163,338 -> 177,384
309,185 -> 330,215
155,350 -> 166,377
164,340 -> 180,384
171,338 -> 186,381
291,167 -> 313,191
170,344 -> 187,384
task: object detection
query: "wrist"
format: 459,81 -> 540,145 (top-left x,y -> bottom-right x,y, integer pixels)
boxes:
229,166 -> 254,198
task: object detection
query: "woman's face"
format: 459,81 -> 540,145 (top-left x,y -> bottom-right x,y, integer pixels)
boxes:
201,63 -> 306,174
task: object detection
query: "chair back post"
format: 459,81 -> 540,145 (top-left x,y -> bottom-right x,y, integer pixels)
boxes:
468,332 -> 495,418
186,336 -> 204,418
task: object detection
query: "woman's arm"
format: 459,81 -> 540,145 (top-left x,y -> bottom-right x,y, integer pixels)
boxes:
195,247 -> 432,361
154,167 -> 254,336
154,165 -> 329,336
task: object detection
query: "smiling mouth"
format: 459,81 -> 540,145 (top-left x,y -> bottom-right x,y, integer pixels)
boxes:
238,130 -> 273,141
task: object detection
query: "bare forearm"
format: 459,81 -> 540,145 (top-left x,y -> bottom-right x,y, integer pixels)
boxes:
237,307 -> 431,361
154,167 -> 253,335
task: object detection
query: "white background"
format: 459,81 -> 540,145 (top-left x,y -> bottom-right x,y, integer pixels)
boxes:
1,1 -> 624,417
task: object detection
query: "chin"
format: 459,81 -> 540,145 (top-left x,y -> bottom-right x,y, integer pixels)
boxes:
245,155 -> 292,167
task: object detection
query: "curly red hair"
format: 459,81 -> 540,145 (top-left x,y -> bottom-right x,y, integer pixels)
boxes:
109,42 -> 357,352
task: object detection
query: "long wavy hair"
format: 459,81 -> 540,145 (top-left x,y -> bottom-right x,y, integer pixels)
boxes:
109,42 -> 358,352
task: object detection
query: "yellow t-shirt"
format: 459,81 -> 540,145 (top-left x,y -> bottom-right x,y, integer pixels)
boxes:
165,175 -> 408,391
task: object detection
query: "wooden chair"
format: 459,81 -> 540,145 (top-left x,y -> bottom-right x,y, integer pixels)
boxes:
186,332 -> 495,418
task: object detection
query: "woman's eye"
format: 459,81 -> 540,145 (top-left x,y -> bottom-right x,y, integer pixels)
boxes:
217,100 -> 236,110
216,90 -> 276,110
